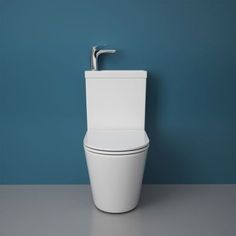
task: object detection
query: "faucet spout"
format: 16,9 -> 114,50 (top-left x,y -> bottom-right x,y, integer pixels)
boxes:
90,46 -> 116,71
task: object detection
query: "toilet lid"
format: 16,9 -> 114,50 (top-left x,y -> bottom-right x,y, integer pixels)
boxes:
84,130 -> 149,152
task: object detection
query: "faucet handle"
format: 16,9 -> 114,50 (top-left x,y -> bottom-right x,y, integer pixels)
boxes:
92,45 -> 116,56
96,49 -> 116,57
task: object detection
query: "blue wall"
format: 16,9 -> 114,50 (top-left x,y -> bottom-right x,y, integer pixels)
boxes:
0,0 -> 235,184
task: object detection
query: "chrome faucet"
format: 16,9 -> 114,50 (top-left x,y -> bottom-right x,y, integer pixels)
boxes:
90,46 -> 116,71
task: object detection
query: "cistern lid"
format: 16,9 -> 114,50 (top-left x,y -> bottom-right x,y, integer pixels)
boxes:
84,130 -> 149,152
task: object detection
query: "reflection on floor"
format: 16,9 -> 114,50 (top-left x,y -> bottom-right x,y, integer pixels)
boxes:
0,185 -> 235,236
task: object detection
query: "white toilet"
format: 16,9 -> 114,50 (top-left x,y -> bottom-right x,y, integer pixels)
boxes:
84,70 -> 149,213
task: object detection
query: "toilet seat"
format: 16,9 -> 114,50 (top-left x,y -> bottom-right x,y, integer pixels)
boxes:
85,144 -> 149,155
84,130 -> 149,155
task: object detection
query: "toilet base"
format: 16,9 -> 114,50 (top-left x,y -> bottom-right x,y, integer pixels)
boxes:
84,148 -> 148,213
94,202 -> 138,214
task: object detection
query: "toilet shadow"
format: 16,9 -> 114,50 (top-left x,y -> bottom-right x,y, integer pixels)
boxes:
139,185 -> 168,208
142,72 -> 196,208
139,184 -> 199,209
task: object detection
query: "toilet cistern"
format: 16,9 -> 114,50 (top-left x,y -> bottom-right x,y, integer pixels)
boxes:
90,46 -> 116,71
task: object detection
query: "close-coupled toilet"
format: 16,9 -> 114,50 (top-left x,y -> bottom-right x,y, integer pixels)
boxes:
84,47 -> 149,213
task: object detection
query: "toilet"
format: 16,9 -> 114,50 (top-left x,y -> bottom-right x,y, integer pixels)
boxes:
84,70 -> 149,213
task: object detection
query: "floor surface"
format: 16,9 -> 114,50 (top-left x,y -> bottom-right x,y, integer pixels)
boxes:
0,185 -> 235,236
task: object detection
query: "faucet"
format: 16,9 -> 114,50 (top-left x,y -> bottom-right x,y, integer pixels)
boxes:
90,46 -> 116,71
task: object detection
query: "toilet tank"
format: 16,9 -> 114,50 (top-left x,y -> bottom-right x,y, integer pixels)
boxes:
85,70 -> 147,130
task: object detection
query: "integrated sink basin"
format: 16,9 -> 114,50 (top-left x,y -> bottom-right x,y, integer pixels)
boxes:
85,70 -> 147,79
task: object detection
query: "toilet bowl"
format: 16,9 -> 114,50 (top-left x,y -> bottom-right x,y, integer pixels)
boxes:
84,130 -> 149,213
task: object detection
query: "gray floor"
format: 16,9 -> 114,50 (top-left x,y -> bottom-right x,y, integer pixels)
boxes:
0,185 -> 235,236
